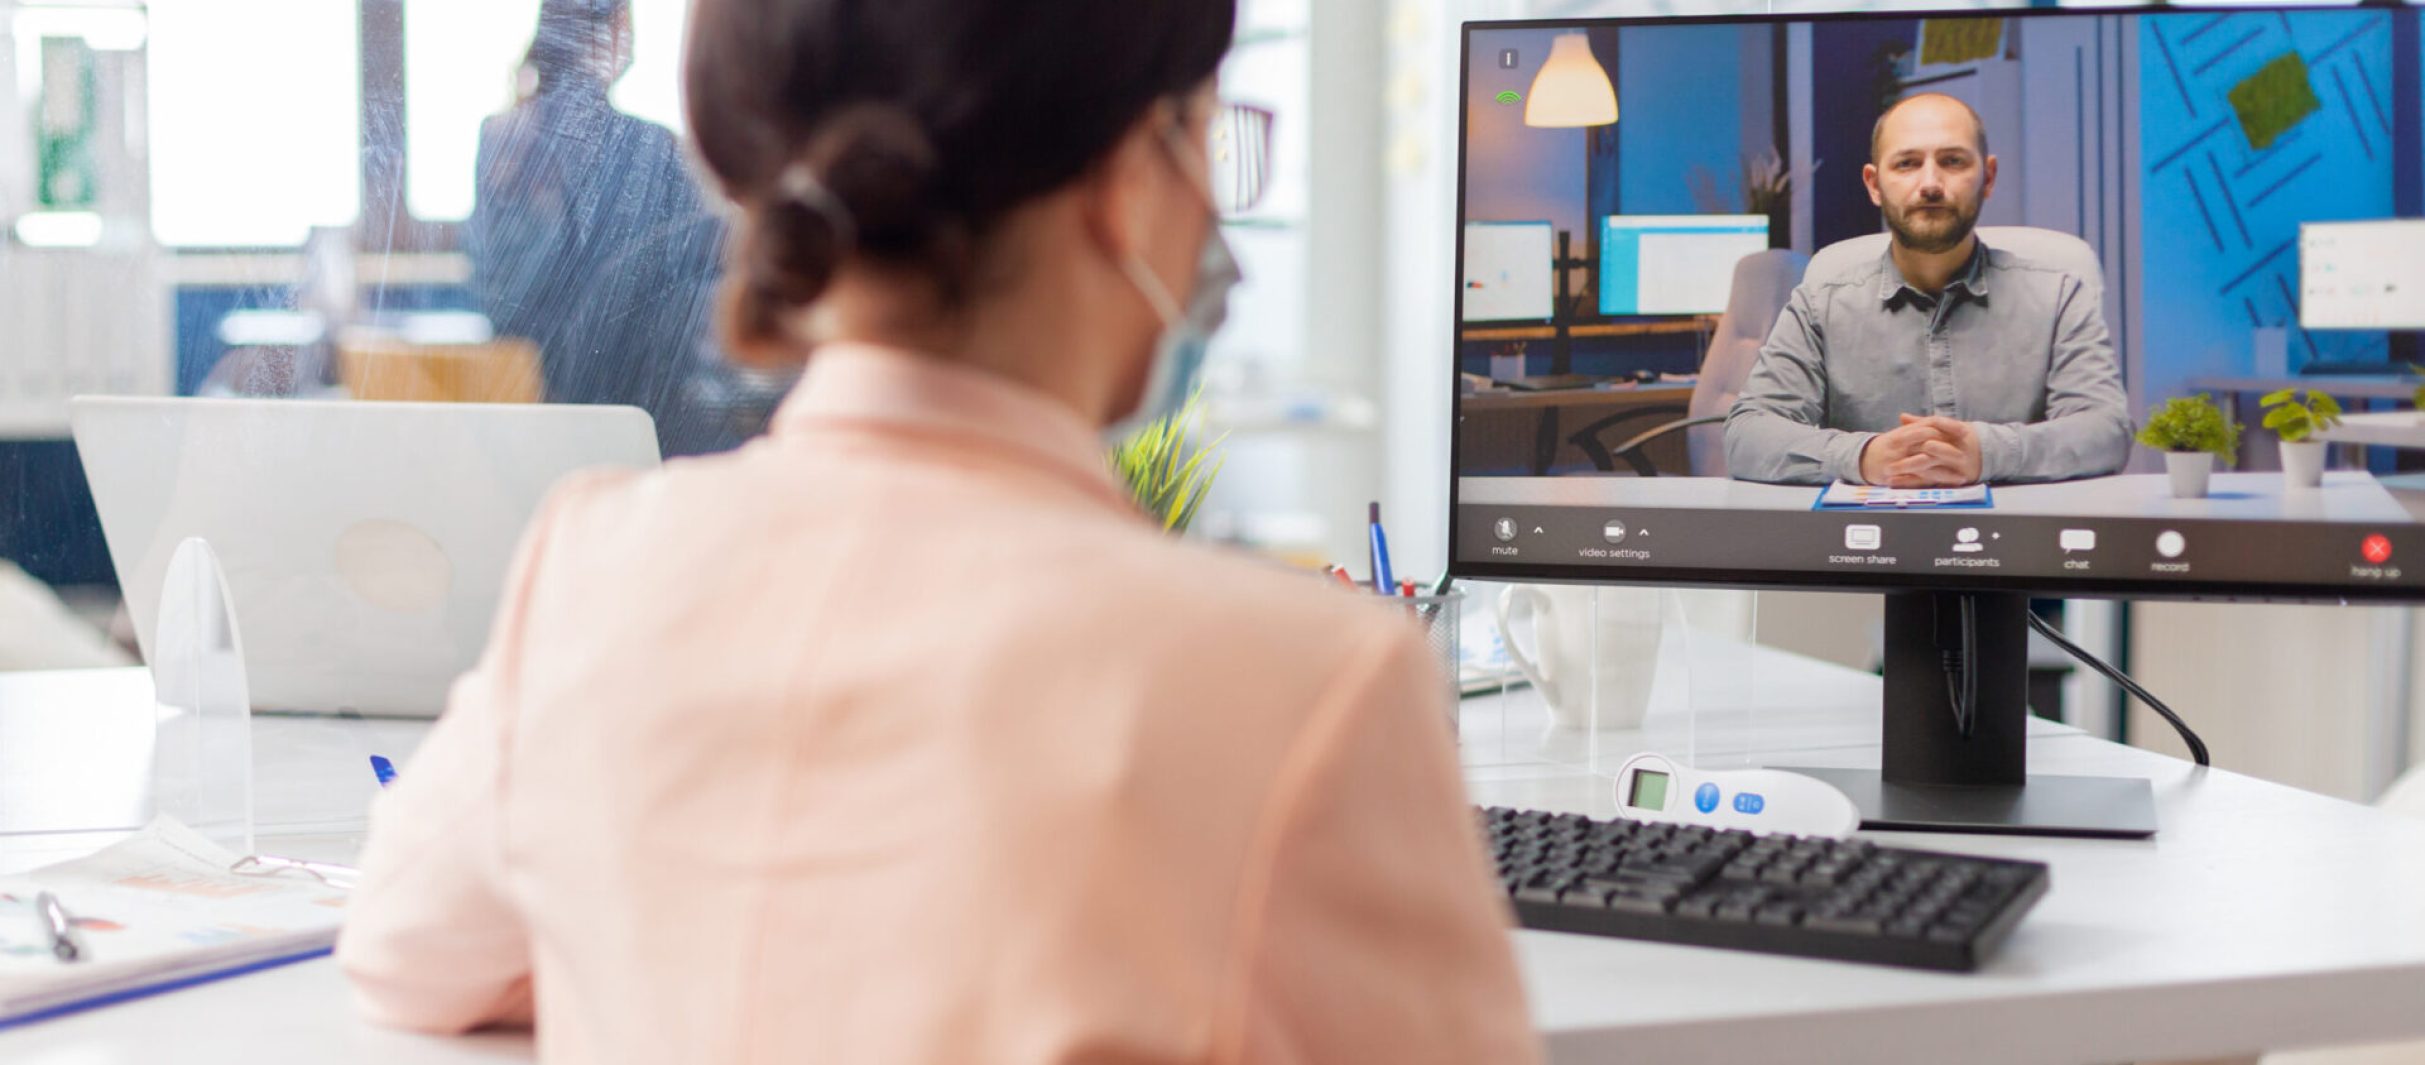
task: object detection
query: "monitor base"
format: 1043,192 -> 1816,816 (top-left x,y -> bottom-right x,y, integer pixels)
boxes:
1781,766 -> 2157,839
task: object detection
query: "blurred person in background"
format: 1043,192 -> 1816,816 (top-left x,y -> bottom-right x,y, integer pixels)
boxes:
468,0 -> 741,455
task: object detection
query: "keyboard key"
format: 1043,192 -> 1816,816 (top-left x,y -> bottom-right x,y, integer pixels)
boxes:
1607,892 -> 1676,916
1754,903 -> 1804,927
1560,886 -> 1612,909
1806,914 -> 1884,935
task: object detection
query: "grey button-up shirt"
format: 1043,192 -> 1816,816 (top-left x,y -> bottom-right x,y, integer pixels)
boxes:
1723,241 -> 2133,486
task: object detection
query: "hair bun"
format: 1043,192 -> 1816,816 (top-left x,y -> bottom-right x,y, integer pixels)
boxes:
799,103 -> 940,255
722,104 -> 956,362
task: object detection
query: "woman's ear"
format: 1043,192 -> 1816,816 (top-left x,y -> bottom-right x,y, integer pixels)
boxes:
1076,108 -> 1178,265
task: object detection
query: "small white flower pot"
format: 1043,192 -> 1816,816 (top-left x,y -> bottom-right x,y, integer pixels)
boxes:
2164,451 -> 2214,498
2281,439 -> 2326,490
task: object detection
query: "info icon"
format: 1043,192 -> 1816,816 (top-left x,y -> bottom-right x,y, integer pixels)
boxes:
2363,534 -> 2394,566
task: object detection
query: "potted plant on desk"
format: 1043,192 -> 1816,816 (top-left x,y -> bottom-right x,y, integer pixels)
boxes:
1111,391 -> 1228,534
2137,394 -> 2239,499
2261,389 -> 2343,490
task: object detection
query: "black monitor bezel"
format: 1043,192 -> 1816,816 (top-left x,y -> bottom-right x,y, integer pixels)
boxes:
1447,4 -> 2425,604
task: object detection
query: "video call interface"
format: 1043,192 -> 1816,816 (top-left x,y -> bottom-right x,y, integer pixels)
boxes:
1451,8 -> 2425,593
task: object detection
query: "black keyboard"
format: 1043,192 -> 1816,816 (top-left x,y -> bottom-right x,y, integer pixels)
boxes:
1481,806 -> 2049,972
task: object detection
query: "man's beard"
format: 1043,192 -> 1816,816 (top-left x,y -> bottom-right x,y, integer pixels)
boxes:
1882,197 -> 1979,255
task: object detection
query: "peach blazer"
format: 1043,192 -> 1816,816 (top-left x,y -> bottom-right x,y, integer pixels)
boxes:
338,343 -> 1538,1064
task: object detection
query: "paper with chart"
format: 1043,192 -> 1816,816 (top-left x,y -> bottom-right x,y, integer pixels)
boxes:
0,817 -> 347,1024
1816,481 -> 1992,508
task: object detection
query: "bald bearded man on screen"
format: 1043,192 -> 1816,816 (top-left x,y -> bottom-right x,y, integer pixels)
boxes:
1725,94 -> 2132,488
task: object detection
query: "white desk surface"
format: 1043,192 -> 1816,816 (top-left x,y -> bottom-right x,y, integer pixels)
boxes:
1459,471 -> 2417,524
6,647 -> 2425,1065
2321,411 -> 2425,451
2189,375 -> 2425,402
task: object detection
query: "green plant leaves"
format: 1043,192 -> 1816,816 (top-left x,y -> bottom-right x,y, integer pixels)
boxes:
2262,404 -> 2309,442
2137,393 -> 2240,464
2258,388 -> 2341,443
1108,391 -> 1228,534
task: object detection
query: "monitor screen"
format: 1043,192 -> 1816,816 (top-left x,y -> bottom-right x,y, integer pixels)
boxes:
1451,7 -> 2425,602
2303,220 -> 2425,330
1462,220 -> 1557,322
1600,215 -> 1770,316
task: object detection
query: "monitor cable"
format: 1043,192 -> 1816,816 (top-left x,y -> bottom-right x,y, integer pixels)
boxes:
2025,611 -> 2210,767
1940,595 -> 1979,739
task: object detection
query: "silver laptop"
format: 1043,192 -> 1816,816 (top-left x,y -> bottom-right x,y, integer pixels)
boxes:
72,397 -> 661,717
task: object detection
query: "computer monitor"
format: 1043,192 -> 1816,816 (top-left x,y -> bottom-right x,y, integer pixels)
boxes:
1463,220 -> 1557,323
1452,6 -> 2425,837
1599,214 -> 1769,316
2302,220 -> 2425,330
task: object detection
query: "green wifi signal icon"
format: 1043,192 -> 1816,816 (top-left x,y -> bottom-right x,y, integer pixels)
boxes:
1495,90 -> 1522,106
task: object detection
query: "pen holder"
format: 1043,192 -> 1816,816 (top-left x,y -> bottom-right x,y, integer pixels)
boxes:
1403,592 -> 1463,739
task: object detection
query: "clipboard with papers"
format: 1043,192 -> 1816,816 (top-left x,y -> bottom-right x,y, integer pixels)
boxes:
1813,481 -> 1994,510
0,818 -> 351,1028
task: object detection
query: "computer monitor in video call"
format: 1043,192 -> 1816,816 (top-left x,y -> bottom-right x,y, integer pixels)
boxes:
1448,6 -> 2425,836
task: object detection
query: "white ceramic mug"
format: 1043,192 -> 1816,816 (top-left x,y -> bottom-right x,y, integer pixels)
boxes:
1495,584 -> 1665,730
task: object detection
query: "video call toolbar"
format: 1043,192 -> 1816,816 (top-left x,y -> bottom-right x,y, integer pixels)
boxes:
1453,504 -> 2419,594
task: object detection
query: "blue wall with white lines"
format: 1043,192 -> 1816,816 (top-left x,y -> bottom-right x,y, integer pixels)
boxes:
2138,10 -> 2400,406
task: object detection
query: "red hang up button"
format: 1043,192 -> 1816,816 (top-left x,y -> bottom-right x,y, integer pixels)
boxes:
2362,534 -> 2394,566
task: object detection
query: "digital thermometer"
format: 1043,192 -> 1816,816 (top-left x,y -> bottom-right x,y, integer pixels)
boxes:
1611,753 -> 1862,838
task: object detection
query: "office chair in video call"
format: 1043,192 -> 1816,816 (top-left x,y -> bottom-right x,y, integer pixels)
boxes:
1573,248 -> 1810,477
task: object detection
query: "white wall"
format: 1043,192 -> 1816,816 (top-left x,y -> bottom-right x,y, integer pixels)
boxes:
2132,603 -> 2421,803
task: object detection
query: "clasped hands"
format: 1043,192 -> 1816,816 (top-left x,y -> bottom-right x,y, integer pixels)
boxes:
1858,413 -> 1984,488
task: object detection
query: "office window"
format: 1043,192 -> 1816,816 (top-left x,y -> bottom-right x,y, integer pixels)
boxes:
404,0 -> 540,224
612,0 -> 689,134
146,0 -> 360,247
405,0 -> 689,225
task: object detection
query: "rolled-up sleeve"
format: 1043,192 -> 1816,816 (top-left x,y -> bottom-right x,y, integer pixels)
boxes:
1971,274 -> 2134,484
1726,286 -> 1876,485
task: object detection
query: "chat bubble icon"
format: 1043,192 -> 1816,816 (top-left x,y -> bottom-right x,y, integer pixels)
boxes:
2060,529 -> 2097,553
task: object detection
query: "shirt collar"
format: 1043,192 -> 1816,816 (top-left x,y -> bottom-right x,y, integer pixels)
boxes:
769,343 -> 1134,512
536,78 -> 613,106
1876,237 -> 1993,307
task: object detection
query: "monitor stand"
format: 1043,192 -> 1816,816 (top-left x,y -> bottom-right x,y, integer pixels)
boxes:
1780,592 -> 2158,839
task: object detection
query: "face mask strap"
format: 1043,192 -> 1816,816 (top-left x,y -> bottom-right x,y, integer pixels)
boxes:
1109,99 -> 1207,331
1117,251 -> 1185,329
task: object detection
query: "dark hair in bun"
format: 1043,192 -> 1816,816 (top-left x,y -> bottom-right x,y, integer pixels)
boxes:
685,0 -> 1236,364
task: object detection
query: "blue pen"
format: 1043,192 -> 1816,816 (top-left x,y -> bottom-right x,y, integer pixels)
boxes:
369,755 -> 397,789
1368,502 -> 1395,595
